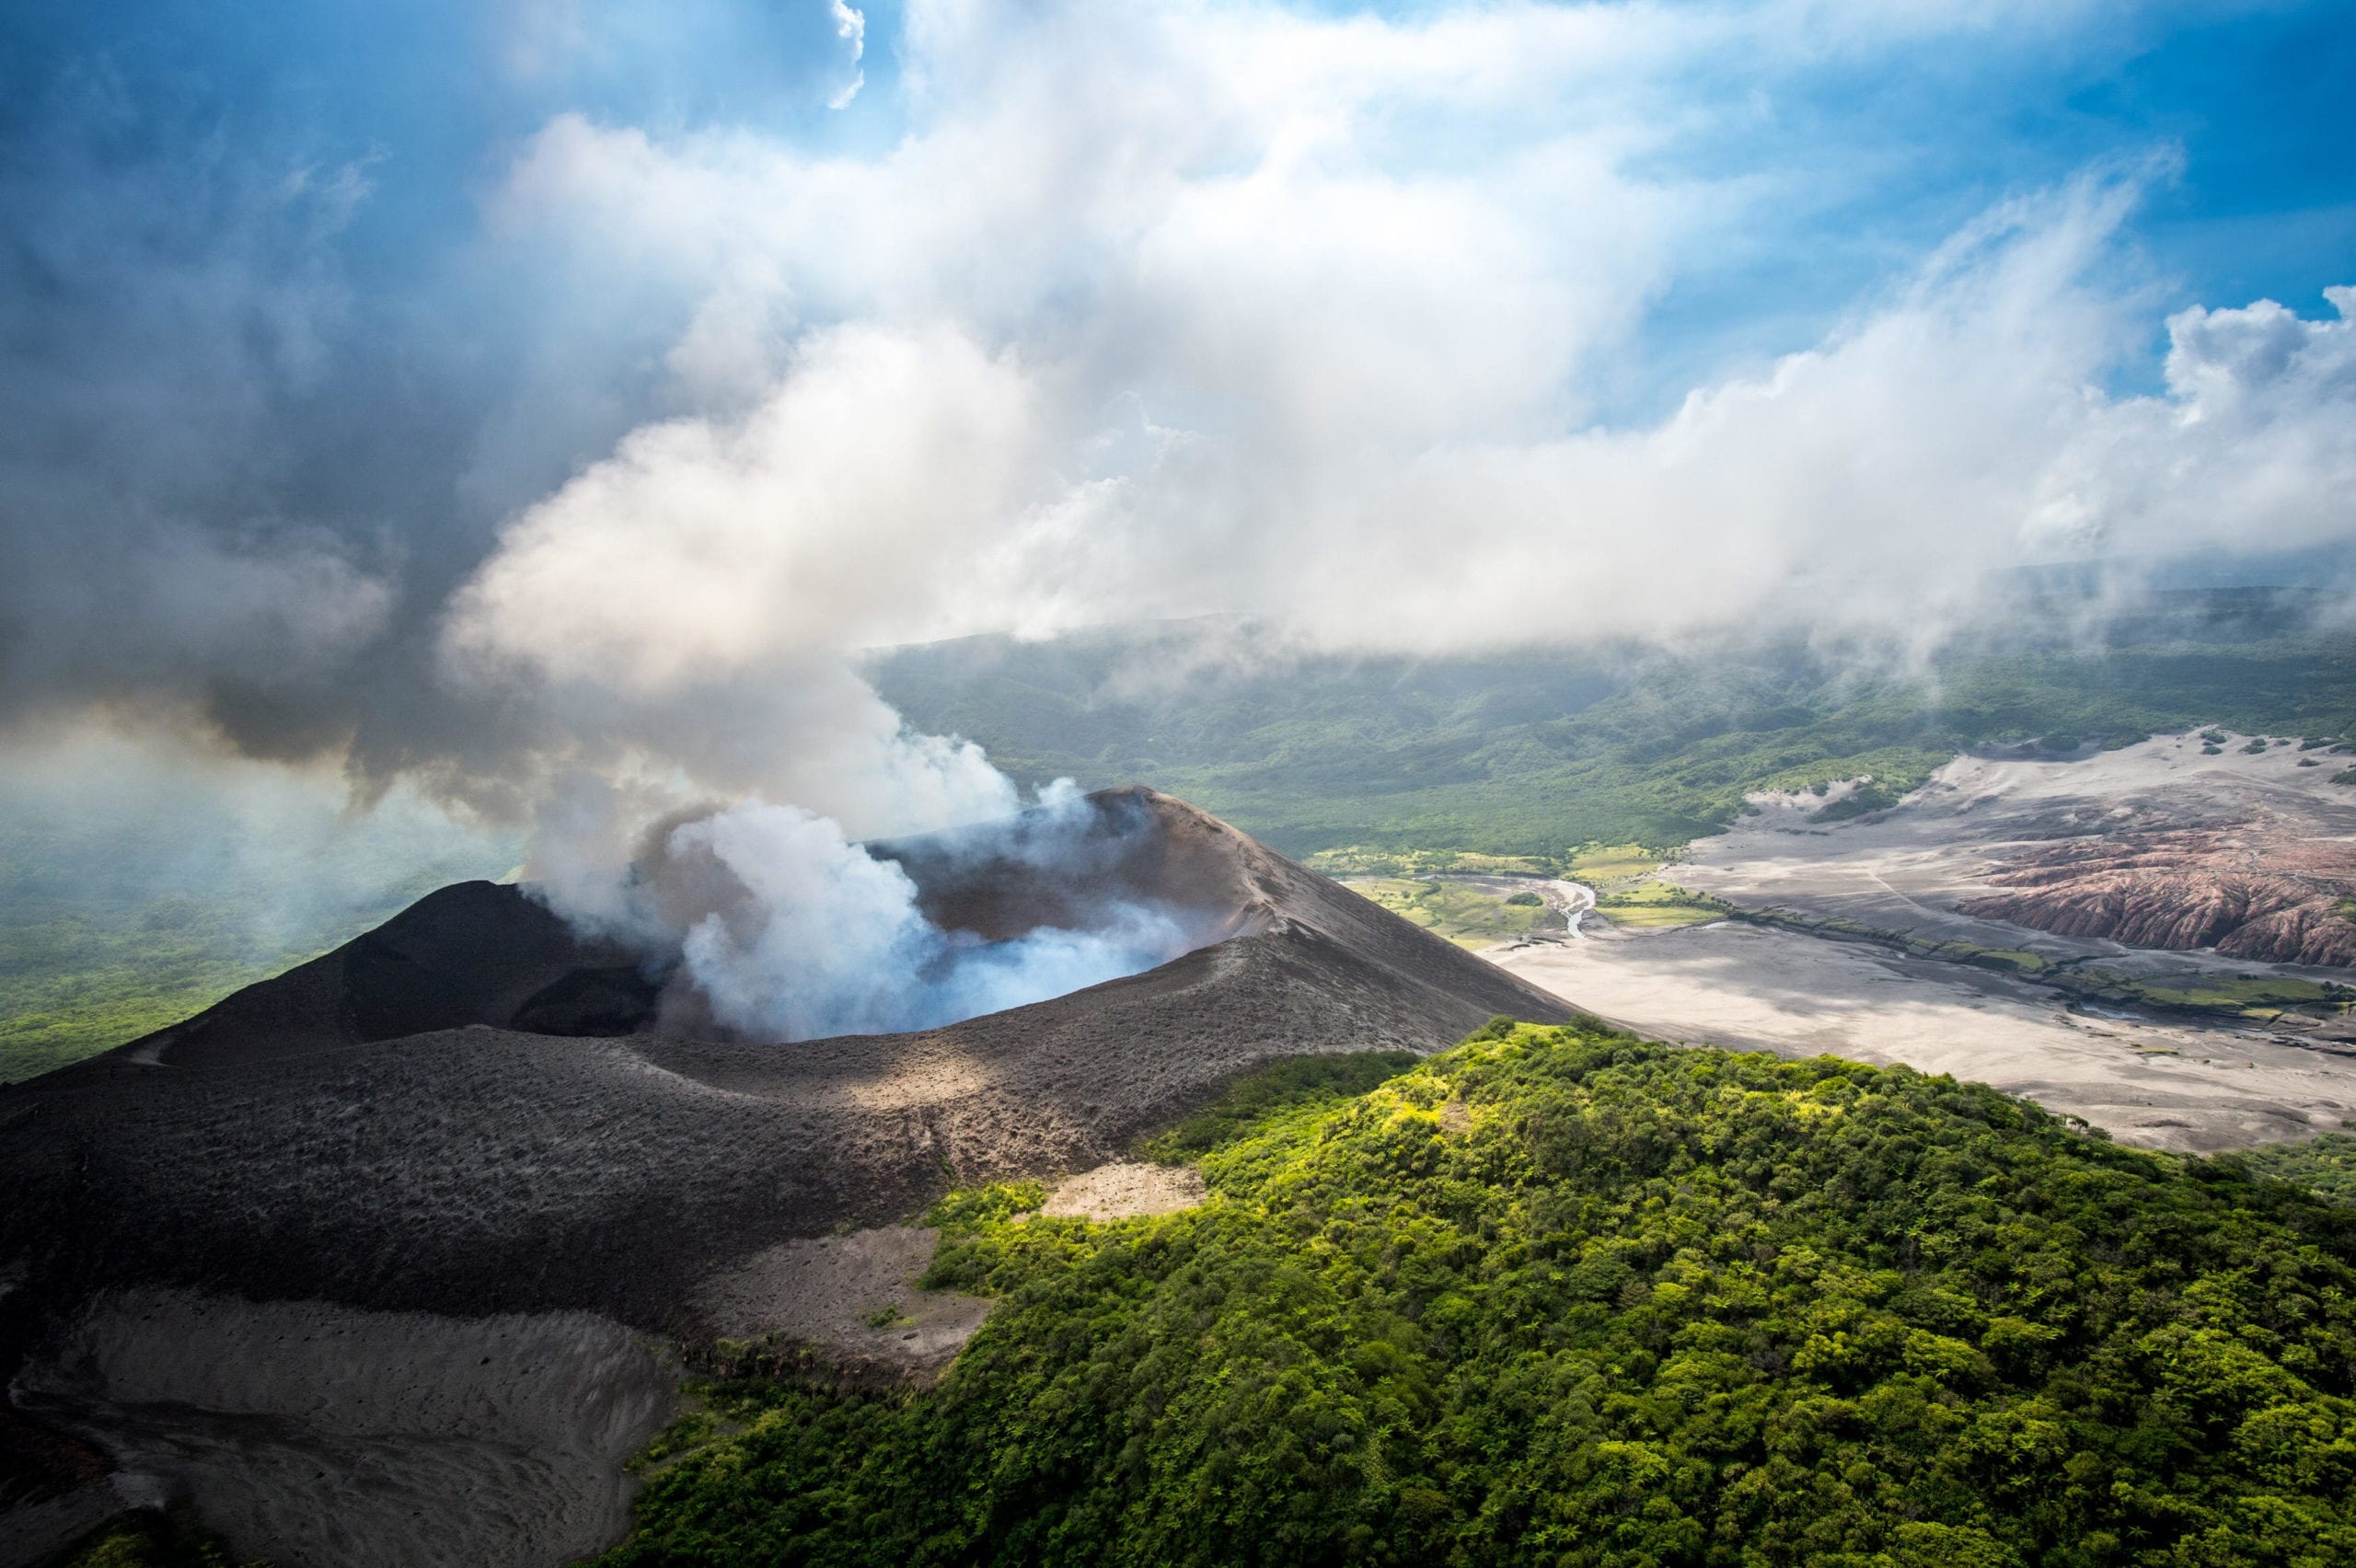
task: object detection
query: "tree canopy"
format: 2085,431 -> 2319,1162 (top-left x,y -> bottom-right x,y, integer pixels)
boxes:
601,1021 -> 2356,1567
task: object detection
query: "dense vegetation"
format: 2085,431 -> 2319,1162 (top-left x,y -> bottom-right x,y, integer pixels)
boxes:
0,899 -> 304,1082
872,593 -> 2356,863
602,1021 -> 2356,1567
2239,1133 -> 2356,1208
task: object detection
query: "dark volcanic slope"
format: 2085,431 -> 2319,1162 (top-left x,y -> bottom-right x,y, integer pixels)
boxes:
0,790 -> 1565,1332
75,879 -> 660,1074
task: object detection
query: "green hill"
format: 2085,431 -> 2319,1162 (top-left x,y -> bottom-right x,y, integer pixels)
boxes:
599,1021 -> 2356,1568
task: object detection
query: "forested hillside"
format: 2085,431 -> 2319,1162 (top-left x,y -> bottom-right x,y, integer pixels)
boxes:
872,593 -> 2356,863
600,1021 -> 2356,1568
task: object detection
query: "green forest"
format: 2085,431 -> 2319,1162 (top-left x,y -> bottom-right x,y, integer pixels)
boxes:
594,1021 -> 2356,1568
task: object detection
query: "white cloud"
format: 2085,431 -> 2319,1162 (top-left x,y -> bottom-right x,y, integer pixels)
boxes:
828,0 -> 866,108
445,321 -> 1045,692
463,3 -> 2350,677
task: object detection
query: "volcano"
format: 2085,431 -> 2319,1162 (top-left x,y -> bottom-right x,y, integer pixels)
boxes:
0,790 -> 1565,1566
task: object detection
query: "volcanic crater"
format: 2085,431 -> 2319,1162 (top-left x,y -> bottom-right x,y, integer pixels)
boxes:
0,789 -> 1565,1567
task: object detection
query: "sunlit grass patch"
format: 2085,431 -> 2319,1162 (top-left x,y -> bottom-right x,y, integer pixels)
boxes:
1590,877 -> 1725,928
1338,875 -> 1559,947
2131,974 -> 2337,1015
1564,843 -> 1662,887
1308,846 -> 1553,877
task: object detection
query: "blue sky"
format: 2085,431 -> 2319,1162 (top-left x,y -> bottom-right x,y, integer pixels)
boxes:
1,0 -> 2352,824
7,0 -> 2347,414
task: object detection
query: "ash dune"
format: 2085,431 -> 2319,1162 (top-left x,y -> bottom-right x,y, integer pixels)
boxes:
0,789 -> 1564,1566
11,1294 -> 676,1568
1960,825 -> 2356,967
1674,732 -> 2356,994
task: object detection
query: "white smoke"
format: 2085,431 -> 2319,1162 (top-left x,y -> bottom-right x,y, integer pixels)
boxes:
534,778 -> 1200,1041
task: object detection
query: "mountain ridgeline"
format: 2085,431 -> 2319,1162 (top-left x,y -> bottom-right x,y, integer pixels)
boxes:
870,594 -> 2356,862
598,1021 -> 2356,1568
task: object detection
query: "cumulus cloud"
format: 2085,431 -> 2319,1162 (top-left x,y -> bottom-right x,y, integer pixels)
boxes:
2029,284 -> 2356,560
445,323 -> 1045,693
462,60 -> 2351,687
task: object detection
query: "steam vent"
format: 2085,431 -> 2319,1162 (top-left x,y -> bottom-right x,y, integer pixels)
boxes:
0,789 -> 1564,1566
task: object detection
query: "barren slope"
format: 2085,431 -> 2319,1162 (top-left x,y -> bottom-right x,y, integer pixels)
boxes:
1959,825 -> 2356,966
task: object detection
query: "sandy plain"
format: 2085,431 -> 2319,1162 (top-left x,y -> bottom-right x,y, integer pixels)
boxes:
1496,920 -> 2356,1152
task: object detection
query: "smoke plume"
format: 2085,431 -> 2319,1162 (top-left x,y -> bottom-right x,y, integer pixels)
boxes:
533,780 -> 1207,1041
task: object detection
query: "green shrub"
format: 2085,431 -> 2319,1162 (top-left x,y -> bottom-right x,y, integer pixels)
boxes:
55,1516 -> 262,1568
2239,1132 -> 2356,1207
1140,1050 -> 1419,1162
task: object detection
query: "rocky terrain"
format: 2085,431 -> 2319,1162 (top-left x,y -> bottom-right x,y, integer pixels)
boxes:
1960,824 -> 2356,966
0,789 -> 1565,1566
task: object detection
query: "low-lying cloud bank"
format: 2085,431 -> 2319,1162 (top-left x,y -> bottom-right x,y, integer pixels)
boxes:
456,174 -> 2356,681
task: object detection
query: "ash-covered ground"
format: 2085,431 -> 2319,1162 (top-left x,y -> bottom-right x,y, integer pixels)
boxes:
1671,732 -> 2356,1003
1496,733 -> 2356,1154
0,789 -> 1563,1567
